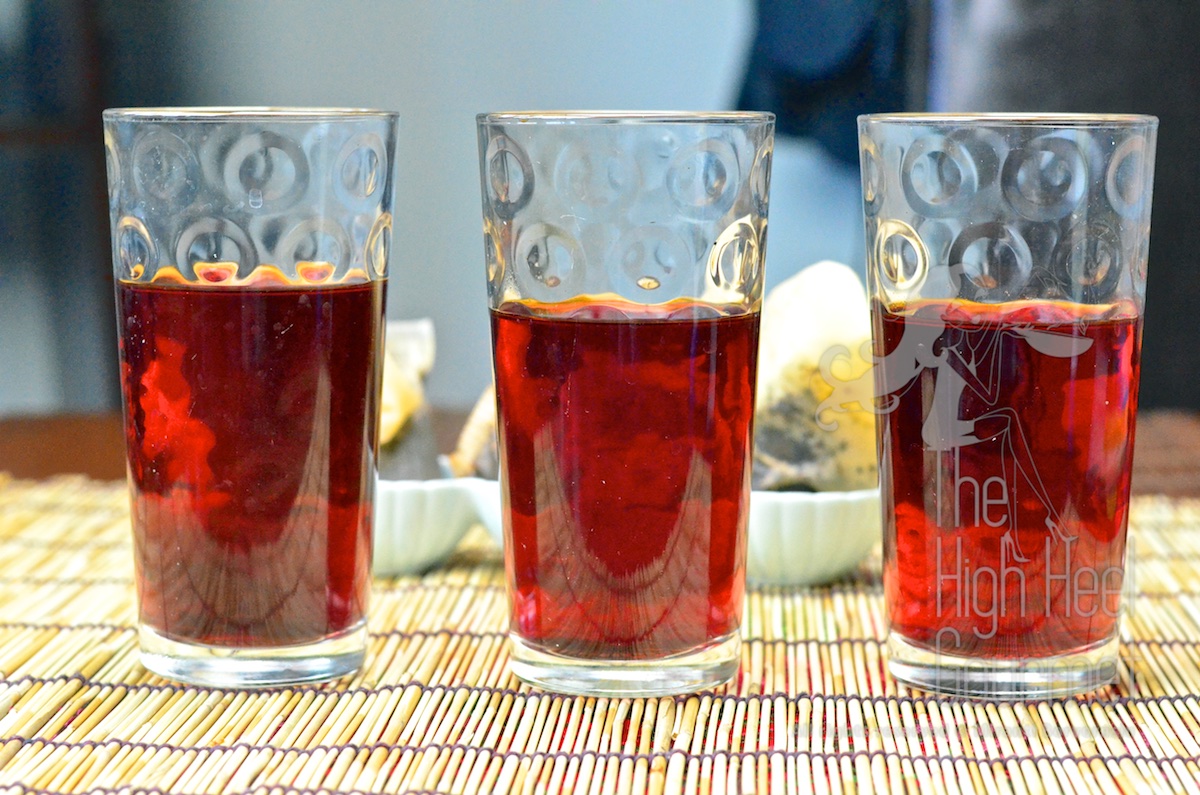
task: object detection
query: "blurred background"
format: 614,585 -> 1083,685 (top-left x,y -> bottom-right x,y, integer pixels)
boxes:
2,0 -> 1198,416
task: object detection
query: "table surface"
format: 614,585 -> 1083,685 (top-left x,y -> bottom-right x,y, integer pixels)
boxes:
0,411 -> 1198,793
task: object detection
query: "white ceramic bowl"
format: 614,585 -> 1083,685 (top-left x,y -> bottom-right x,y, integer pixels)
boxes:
746,488 -> 881,586
373,478 -> 481,575
459,479 -> 879,586
458,477 -> 503,545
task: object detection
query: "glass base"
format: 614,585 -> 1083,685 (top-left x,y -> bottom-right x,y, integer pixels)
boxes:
888,632 -> 1119,699
509,632 -> 740,697
138,622 -> 367,688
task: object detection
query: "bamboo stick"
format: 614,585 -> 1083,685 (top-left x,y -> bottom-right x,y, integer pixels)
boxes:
4,479 -> 1200,794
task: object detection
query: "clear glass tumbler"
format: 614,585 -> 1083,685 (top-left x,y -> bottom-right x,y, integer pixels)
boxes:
104,107 -> 397,687
477,111 -> 774,696
857,113 -> 1157,697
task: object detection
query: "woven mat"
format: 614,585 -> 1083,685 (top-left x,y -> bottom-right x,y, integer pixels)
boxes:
1,476 -> 1199,794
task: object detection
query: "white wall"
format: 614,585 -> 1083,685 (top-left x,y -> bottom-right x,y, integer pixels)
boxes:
169,0 -> 755,408
0,266 -> 60,412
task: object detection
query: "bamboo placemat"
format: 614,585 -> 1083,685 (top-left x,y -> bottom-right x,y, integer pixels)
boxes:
1,474 -> 1199,793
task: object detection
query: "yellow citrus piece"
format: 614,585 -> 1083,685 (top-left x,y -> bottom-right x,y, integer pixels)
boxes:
378,352 -> 423,445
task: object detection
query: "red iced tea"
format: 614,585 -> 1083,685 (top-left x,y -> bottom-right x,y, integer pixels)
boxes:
875,298 -> 1141,658
117,270 -> 383,648
491,298 -> 758,661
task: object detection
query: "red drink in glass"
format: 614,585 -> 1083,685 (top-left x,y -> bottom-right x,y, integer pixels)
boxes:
491,298 -> 758,661
874,298 -> 1141,659
117,273 -> 383,649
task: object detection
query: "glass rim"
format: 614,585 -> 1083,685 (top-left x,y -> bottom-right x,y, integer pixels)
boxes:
477,110 -> 775,125
103,106 -> 399,122
859,111 -> 1157,128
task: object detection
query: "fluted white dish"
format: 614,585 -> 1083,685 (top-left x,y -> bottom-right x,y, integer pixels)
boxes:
747,488 -> 881,586
373,478 -> 481,575
459,478 -> 880,586
458,476 -> 503,545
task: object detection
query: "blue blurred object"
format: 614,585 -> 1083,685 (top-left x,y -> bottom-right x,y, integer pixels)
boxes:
736,0 -> 918,287
737,0 -> 912,166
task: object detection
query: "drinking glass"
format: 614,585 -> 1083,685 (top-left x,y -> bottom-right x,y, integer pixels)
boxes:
477,111 -> 774,696
857,113 -> 1157,697
104,107 -> 397,687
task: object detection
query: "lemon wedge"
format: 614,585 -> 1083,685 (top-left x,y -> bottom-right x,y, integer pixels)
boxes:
378,319 -> 435,447
379,352 -> 423,446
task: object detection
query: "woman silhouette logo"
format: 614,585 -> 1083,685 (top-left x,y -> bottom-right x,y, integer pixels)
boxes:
818,262 -> 1091,560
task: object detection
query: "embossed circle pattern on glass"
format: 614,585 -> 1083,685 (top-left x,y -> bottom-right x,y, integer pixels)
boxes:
859,113 -> 1157,307
103,108 -> 397,286
476,112 -> 774,310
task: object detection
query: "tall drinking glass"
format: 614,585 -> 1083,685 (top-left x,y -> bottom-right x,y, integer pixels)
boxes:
477,111 -> 774,696
858,113 -> 1157,697
104,108 -> 397,687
